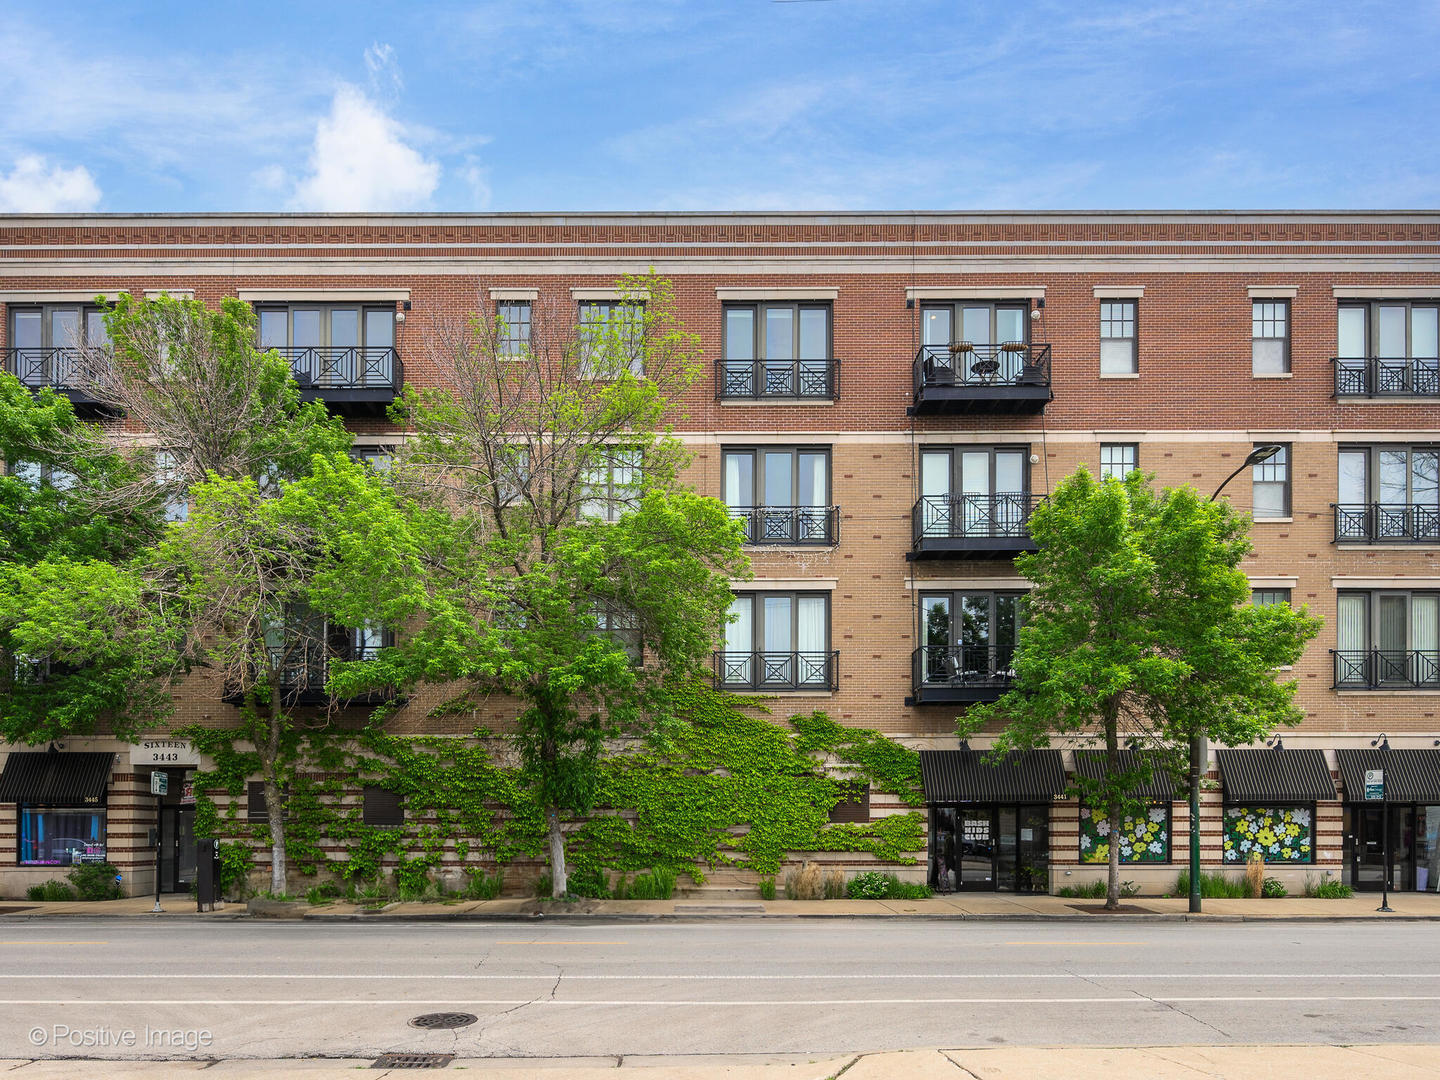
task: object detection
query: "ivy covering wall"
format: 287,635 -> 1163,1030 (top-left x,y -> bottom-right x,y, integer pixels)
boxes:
180,685 -> 926,892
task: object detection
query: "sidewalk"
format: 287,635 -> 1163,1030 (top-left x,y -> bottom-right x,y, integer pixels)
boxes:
1,1046 -> 1437,1078
6,891 -> 1440,920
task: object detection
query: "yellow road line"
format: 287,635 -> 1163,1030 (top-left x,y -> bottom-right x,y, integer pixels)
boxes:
0,941 -> 109,945
1003,941 -> 1146,946
494,940 -> 631,945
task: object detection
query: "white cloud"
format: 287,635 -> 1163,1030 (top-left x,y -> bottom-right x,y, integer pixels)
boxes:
287,86 -> 440,211
364,42 -> 403,94
459,157 -> 492,209
0,154 -> 100,212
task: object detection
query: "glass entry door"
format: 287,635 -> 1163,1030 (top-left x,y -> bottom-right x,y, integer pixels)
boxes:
1353,805 -> 1413,891
160,806 -> 197,893
957,808 -> 996,889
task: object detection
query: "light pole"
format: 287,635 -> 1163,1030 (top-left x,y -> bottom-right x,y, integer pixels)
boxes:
1372,734 -> 1393,913
1190,444 -> 1284,913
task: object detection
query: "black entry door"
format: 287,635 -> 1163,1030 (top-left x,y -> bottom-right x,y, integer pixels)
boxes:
957,808 -> 997,889
1354,805 -> 1414,891
160,806 -> 197,893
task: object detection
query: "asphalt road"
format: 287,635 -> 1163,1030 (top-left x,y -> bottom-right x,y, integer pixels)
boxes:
1,918 -> 1438,1060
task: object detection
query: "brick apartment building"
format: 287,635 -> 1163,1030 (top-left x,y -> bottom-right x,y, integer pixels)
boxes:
1,211 -> 1438,899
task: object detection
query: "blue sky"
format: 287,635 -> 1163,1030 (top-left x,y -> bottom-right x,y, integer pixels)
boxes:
1,0 -> 1437,212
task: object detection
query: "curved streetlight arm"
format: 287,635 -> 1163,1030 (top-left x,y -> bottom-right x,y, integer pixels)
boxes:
1210,444 -> 1285,502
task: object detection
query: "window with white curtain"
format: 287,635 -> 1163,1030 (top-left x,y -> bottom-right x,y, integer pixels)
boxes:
718,592 -> 831,689
1252,301 -> 1290,375
722,447 -> 832,544
579,448 -> 641,522
1335,590 -> 1440,687
1251,443 -> 1291,519
1099,301 -> 1137,374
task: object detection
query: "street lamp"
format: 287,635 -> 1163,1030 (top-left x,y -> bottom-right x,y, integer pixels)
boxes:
1184,445 -> 1285,913
1372,734 -> 1393,913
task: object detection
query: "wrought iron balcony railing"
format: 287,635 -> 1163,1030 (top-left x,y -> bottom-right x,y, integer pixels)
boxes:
728,505 -> 839,545
914,342 -> 1051,389
713,650 -> 839,692
1331,649 -> 1440,689
716,358 -> 837,400
1332,357 -> 1440,398
223,642 -> 391,706
4,347 -> 86,390
271,346 -> 401,391
911,645 -> 1017,702
913,493 -> 1040,544
1333,503 -> 1440,543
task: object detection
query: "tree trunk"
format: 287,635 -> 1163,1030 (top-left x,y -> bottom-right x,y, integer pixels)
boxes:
264,682 -> 287,897
546,804 -> 567,899
1105,799 -> 1122,911
1104,701 -> 1122,911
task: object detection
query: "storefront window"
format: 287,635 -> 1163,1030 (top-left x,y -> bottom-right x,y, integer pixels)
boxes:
18,807 -> 107,866
1418,805 -> 1440,892
1223,805 -> 1313,863
1079,804 -> 1170,863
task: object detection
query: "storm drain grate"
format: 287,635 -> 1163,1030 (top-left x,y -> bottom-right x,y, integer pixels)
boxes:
409,1012 -> 478,1030
372,1052 -> 454,1069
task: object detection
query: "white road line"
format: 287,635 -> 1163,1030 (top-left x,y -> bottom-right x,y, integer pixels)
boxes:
0,972 -> 1435,980
3,996 -> 1439,1006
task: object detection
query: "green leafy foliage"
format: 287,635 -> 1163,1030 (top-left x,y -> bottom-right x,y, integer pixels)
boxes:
26,880 -> 76,902
1176,869 -> 1247,898
845,871 -> 933,900
1262,877 -> 1288,898
67,862 -> 123,901
1304,875 -> 1353,899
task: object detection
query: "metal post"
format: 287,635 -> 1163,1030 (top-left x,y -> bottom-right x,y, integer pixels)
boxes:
1378,742 -> 1393,913
151,793 -> 164,914
1188,734 -> 1202,913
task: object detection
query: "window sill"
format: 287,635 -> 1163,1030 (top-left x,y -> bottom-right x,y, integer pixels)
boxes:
1335,689 -> 1440,697
1336,543 -> 1440,552
719,398 -> 836,407
724,689 -> 836,697
1253,372 -> 1293,379
1253,517 -> 1293,524
1099,372 -> 1140,379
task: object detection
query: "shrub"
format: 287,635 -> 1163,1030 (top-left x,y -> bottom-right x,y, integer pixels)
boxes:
465,869 -> 505,900
305,881 -> 344,905
1176,870 -> 1247,899
26,880 -> 75,902
616,867 -> 676,900
758,877 -> 776,901
356,872 -> 396,907
1262,877 -> 1287,898
217,841 -> 254,900
784,861 -> 824,900
67,863 -> 122,901
1244,853 -> 1266,899
567,866 -> 611,899
845,871 -> 933,900
1303,874 -> 1353,899
823,868 -> 847,900
1056,880 -> 1107,899
534,872 -> 553,898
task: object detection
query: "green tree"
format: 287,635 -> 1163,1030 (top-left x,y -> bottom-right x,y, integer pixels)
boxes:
0,374 -> 178,744
962,468 -> 1320,909
325,274 -> 750,898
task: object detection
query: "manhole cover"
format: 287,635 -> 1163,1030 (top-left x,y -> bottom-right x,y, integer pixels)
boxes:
373,1052 -> 454,1069
409,1012 -> 478,1030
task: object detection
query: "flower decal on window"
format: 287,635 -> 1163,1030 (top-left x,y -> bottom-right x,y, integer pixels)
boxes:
1079,804 -> 1170,864
1223,806 -> 1313,863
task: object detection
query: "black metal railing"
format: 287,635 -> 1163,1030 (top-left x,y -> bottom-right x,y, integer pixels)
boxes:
270,346 -> 402,391
1333,503 -> 1440,543
716,358 -> 837,400
226,642 -> 388,705
728,505 -> 840,545
4,347 -> 87,391
1332,357 -> 1440,398
912,645 -> 1017,691
913,493 -> 1040,544
1332,649 -> 1440,689
713,650 -> 839,691
913,342 -> 1051,392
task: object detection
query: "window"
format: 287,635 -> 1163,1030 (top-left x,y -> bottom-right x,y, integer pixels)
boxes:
1099,443 -> 1138,481
1079,804 -> 1170,864
1336,301 -> 1439,395
1252,301 -> 1290,375
919,302 -> 1031,385
497,301 -> 531,357
579,448 -> 641,522
1251,589 -> 1292,607
362,786 -> 404,827
1251,443 -> 1290,519
155,451 -> 188,522
18,807 -> 106,866
246,781 -> 288,822
350,445 -> 395,472
578,301 -> 644,378
5,459 -> 76,491
256,304 -> 396,388
720,592 -> 832,690
1335,590 -> 1439,688
1223,805 -> 1313,863
917,591 -> 1024,686
494,447 -> 530,507
722,447 -> 833,544
828,782 -> 870,824
591,604 -> 642,664
7,304 -> 108,389
1099,301 -> 1137,374
918,446 -> 1029,539
1336,445 -> 1439,541
721,302 -> 832,398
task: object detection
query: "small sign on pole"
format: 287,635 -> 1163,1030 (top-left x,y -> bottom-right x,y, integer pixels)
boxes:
150,771 -> 169,797
1364,768 -> 1384,801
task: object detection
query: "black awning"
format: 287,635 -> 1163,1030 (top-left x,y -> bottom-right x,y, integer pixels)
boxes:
1335,749 -> 1440,803
1216,749 -> 1336,802
0,752 -> 114,805
920,749 -> 1066,804
1073,750 -> 1176,800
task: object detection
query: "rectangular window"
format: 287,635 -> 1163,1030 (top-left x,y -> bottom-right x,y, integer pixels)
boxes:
1099,301 -> 1137,374
17,807 -> 106,866
255,303 -> 396,388
919,302 -> 1032,385
719,591 -> 832,690
1079,804 -> 1170,864
246,781 -> 289,822
917,446 -> 1029,539
721,302 -> 832,398
1335,302 -> 1440,396
155,451 -> 188,522
578,301 -> 644,378
1099,443 -> 1138,481
497,301 -> 531,357
361,785 -> 404,827
591,604 -> 642,664
7,304 -> 108,390
1335,444 -> 1440,541
722,446 -> 833,544
1251,443 -> 1290,519
1335,589 -> 1440,688
349,445 -> 395,472
828,782 -> 870,824
579,448 -> 641,522
1223,805 -> 1314,863
1251,589 -> 1292,607
917,590 -> 1024,686
1252,301 -> 1290,375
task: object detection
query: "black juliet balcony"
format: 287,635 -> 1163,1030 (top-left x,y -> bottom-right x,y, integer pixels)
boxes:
909,343 -> 1052,415
1332,649 -> 1440,690
910,645 -> 1016,704
277,346 -> 403,416
1334,503 -> 1440,544
3,348 -> 112,416
909,494 -> 1041,560
1332,356 -> 1440,398
715,358 -> 838,402
729,505 -> 840,546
